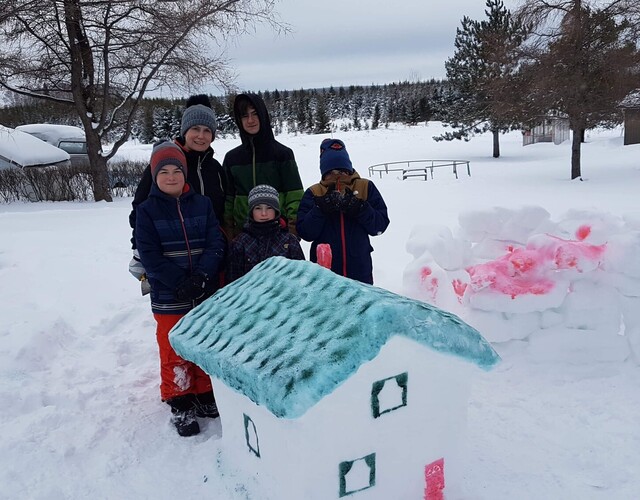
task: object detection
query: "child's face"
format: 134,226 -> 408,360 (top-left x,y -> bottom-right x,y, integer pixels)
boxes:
241,105 -> 260,135
156,165 -> 185,198
322,169 -> 351,181
252,204 -> 276,222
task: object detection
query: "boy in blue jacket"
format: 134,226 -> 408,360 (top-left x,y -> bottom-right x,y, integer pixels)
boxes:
296,139 -> 390,285
136,141 -> 226,437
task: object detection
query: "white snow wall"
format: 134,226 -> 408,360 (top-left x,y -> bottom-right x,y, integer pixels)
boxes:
402,207 -> 640,364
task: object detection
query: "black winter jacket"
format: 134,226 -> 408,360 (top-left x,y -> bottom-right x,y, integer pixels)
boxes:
227,219 -> 305,282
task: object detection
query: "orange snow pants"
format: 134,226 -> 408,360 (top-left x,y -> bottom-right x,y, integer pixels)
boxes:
154,313 -> 212,401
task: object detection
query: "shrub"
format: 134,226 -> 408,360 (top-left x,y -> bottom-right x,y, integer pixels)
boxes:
0,158 -> 147,203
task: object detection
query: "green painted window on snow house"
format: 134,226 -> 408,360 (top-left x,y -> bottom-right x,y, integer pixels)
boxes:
371,372 -> 408,418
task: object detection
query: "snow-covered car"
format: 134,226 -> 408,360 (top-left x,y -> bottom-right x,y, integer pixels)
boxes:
0,125 -> 71,170
16,123 -> 89,168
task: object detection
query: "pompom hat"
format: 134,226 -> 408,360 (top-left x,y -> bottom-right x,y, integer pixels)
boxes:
150,141 -> 187,182
248,184 -> 280,218
180,104 -> 218,137
319,138 -> 353,177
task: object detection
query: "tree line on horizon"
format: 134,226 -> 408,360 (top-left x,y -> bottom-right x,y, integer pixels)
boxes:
0,80 -> 449,143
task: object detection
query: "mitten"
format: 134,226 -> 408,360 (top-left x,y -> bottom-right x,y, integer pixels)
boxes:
175,273 -> 209,302
189,273 -> 209,300
129,250 -> 146,280
341,188 -> 365,217
314,185 -> 342,214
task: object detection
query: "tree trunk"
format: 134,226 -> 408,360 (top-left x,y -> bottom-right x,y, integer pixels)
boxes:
85,131 -> 112,202
571,128 -> 582,180
492,129 -> 500,158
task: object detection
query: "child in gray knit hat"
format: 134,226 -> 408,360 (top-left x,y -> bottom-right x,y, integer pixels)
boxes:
248,184 -> 281,220
227,184 -> 304,282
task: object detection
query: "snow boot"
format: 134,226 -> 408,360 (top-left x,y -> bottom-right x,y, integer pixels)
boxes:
168,395 -> 200,437
194,390 -> 220,419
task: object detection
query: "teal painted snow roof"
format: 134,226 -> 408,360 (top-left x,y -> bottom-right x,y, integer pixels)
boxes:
170,257 -> 500,419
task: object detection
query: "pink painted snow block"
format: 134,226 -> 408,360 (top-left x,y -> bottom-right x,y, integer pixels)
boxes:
424,457 -> 445,500
465,231 -> 606,299
576,224 -> 591,241
317,243 -> 332,270
466,248 -> 555,299
452,279 -> 468,299
420,266 -> 439,302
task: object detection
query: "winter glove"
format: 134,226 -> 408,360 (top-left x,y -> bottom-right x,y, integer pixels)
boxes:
175,273 -> 209,302
140,276 -> 151,296
341,188 -> 366,217
128,250 -> 146,280
314,184 -> 343,214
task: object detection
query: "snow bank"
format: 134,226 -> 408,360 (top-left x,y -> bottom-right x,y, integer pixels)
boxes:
403,206 -> 640,364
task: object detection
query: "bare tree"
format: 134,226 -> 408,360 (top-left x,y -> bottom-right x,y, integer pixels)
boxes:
0,0 -> 283,201
516,0 -> 640,179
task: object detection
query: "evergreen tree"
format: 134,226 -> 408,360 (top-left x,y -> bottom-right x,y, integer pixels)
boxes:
371,102 -> 381,130
153,107 -> 174,142
353,107 -> 361,131
436,0 -> 529,157
313,95 -> 332,134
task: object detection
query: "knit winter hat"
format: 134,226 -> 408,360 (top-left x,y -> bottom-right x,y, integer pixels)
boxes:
319,138 -> 353,177
150,141 -> 187,182
248,184 -> 280,218
180,104 -> 218,137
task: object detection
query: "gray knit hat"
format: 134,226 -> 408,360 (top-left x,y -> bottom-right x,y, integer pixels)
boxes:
248,184 -> 280,218
180,104 -> 218,137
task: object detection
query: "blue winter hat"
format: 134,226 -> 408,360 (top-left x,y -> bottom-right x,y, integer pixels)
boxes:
319,139 -> 353,177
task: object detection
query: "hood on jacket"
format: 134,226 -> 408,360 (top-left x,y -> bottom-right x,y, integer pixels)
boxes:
233,93 -> 275,147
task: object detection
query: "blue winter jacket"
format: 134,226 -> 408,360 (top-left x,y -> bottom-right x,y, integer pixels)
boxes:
135,183 -> 226,315
296,173 -> 389,284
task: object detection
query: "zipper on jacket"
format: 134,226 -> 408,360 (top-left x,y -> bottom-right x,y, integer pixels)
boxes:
177,198 -> 197,308
250,137 -> 256,187
197,154 -> 206,196
176,198 -> 194,272
337,178 -> 347,277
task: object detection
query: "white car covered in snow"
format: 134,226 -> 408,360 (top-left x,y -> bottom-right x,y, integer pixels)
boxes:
0,125 -> 71,170
16,123 -> 88,168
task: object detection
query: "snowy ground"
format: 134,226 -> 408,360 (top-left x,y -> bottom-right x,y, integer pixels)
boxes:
1,123 -> 639,499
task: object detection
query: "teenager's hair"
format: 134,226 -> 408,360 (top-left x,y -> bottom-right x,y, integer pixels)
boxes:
236,96 -> 254,116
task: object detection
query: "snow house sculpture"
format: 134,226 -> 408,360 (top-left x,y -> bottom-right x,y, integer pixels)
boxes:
170,257 -> 500,499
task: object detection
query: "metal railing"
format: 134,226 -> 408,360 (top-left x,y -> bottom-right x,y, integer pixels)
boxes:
368,159 -> 471,180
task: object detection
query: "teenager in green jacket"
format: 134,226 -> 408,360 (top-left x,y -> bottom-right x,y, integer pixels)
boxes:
222,93 -> 304,238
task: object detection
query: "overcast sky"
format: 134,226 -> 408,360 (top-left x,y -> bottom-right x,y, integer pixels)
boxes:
216,0 -> 521,93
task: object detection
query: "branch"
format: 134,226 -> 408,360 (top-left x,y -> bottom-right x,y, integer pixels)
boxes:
0,79 -> 74,103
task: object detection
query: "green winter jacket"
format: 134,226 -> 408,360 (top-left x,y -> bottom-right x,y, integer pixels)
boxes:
222,93 -> 304,237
